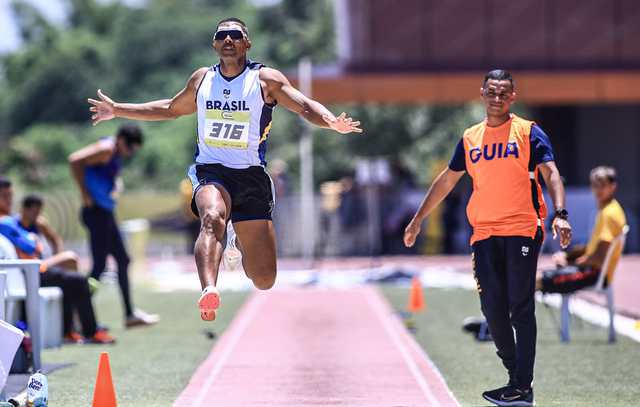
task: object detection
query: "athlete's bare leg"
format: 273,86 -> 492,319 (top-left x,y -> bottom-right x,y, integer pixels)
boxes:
233,220 -> 277,289
194,184 -> 231,289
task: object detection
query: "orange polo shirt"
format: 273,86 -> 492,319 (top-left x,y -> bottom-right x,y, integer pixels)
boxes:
448,114 -> 555,245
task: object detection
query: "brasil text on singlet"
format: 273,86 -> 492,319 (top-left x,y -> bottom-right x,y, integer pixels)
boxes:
195,61 -> 274,168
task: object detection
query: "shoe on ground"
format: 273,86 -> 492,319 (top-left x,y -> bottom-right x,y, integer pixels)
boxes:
483,385 -> 535,406
88,329 -> 116,344
198,285 -> 220,321
63,332 -> 84,344
125,309 -> 160,328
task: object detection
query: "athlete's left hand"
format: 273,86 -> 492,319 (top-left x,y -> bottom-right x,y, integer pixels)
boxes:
552,217 -> 572,249
323,112 -> 363,134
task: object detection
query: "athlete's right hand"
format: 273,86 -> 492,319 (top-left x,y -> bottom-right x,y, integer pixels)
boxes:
322,112 -> 363,134
403,219 -> 422,248
88,89 -> 116,126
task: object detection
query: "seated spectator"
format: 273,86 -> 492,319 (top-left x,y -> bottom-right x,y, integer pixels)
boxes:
0,177 -> 115,344
539,166 -> 626,293
17,194 -> 81,273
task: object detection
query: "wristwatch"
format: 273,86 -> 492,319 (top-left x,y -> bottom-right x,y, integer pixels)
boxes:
554,208 -> 569,220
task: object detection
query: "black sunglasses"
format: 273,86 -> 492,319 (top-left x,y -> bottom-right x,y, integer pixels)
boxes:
214,30 -> 244,41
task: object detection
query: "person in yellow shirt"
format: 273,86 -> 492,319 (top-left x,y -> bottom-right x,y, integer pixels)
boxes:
540,166 -> 626,293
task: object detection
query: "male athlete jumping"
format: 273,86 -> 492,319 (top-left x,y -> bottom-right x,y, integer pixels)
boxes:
88,18 -> 362,321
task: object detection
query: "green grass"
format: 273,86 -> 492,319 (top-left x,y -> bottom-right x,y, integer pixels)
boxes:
382,287 -> 640,407
42,283 -> 246,406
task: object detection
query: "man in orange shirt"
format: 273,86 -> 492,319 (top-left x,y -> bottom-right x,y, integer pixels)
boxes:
404,70 -> 572,407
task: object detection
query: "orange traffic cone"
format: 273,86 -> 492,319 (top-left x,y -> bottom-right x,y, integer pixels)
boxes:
92,352 -> 117,407
407,276 -> 425,313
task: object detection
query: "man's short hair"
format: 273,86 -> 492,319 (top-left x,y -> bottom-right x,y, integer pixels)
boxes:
0,176 -> 11,190
116,123 -> 144,148
590,166 -> 617,184
217,17 -> 249,36
483,69 -> 515,89
22,194 -> 43,209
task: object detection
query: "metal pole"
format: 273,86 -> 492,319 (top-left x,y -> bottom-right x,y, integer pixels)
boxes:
299,58 -> 315,266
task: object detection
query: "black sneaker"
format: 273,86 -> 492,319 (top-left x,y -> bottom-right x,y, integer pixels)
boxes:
482,385 -> 535,406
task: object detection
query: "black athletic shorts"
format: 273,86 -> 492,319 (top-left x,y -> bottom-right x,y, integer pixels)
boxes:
187,163 -> 274,223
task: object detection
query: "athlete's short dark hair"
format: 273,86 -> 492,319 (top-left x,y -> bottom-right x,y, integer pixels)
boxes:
217,17 -> 249,36
483,69 -> 515,89
22,194 -> 43,209
116,123 -> 144,148
0,176 -> 11,190
590,166 -> 617,184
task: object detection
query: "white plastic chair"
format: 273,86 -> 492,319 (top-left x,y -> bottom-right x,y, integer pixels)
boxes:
560,225 -> 629,343
0,234 -> 44,370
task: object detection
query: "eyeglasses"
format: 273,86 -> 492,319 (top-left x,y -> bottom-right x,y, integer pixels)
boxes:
214,30 -> 244,41
483,90 -> 513,100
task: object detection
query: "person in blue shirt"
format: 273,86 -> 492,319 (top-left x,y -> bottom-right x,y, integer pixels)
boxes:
17,194 -> 80,272
69,124 -> 158,328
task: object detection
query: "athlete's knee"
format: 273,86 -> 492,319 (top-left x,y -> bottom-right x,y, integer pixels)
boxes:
200,208 -> 226,240
252,271 -> 276,290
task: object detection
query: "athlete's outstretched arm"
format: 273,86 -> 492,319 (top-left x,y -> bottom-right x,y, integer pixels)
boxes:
88,67 -> 208,126
404,168 -> 464,248
539,161 -> 572,248
260,67 -> 362,134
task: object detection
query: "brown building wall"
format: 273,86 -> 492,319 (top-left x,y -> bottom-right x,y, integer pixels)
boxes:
339,0 -> 640,71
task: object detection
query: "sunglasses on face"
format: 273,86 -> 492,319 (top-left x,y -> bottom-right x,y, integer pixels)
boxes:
483,90 -> 512,100
214,29 -> 244,41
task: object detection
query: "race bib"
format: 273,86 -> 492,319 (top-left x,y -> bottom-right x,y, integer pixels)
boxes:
204,110 -> 250,149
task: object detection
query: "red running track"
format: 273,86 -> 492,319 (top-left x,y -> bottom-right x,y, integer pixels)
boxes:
174,286 -> 459,407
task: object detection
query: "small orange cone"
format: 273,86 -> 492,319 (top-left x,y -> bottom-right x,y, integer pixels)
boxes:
407,276 -> 425,313
92,352 -> 117,407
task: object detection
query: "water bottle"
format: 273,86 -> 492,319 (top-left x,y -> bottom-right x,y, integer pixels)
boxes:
26,371 -> 48,407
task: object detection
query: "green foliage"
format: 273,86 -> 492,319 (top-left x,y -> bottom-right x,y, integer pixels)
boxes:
255,0 -> 336,67
2,27 -> 112,132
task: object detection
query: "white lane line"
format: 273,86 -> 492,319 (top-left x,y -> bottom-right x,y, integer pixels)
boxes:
364,286 -> 441,406
538,292 -> 640,343
191,292 -> 266,407
400,316 -> 462,407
